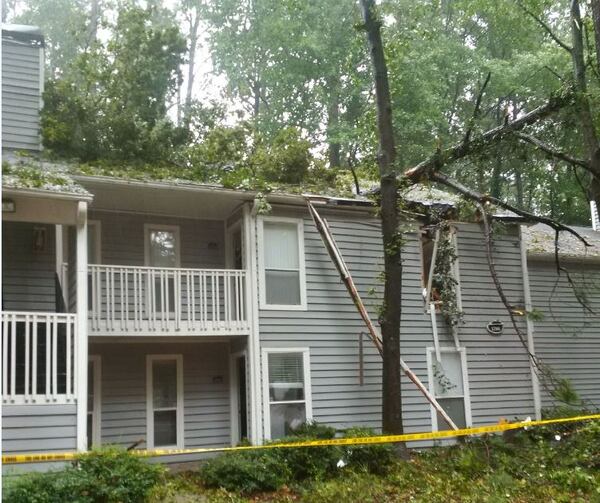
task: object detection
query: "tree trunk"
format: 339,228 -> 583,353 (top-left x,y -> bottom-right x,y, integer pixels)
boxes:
87,0 -> 100,48
183,10 -> 201,127
587,0 -> 600,208
327,83 -> 341,168
252,78 -> 261,118
359,0 -> 404,437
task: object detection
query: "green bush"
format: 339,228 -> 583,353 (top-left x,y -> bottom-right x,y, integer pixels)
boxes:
342,427 -> 396,475
200,451 -> 291,494
4,448 -> 165,503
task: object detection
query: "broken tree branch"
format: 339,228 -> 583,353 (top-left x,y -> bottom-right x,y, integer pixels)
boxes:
462,72 -> 492,146
517,1 -> 573,54
405,92 -> 573,181
515,132 -> 589,169
429,171 -> 591,247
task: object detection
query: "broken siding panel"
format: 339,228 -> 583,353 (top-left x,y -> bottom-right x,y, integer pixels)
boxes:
1,40 -> 42,151
90,342 -> 231,448
2,221 -> 56,311
88,211 -> 226,269
2,404 -> 77,453
528,260 -> 600,408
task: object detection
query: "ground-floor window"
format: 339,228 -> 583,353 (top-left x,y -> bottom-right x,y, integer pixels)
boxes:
88,355 -> 101,449
263,348 -> 312,440
427,347 -> 471,430
146,355 -> 184,448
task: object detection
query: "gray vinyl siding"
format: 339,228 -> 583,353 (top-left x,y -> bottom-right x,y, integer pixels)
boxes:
1,39 -> 42,151
257,209 -> 536,435
529,259 -> 600,409
2,404 -> 77,453
88,210 -> 225,269
2,221 -> 56,311
89,342 -> 231,449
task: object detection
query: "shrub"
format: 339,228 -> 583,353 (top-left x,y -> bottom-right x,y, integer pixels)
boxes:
4,447 -> 165,503
342,427 -> 396,475
200,451 -> 290,494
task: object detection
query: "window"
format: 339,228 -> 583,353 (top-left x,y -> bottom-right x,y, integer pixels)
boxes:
147,355 -> 183,448
420,226 -> 462,311
427,348 -> 471,431
259,218 -> 306,309
87,356 -> 101,449
263,349 -> 312,439
145,224 -> 180,268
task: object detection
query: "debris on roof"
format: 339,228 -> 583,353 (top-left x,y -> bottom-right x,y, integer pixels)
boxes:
523,223 -> 600,259
2,158 -> 91,197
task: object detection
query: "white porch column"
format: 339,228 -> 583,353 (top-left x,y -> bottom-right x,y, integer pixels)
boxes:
76,201 -> 89,451
243,204 -> 262,444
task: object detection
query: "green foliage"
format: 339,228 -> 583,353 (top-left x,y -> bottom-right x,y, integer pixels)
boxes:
199,450 -> 291,494
551,378 -> 583,407
199,422 -> 399,494
41,4 -> 187,163
4,448 -> 165,503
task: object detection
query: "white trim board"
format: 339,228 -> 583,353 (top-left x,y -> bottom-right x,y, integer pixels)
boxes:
146,354 -> 184,449
257,216 -> 307,311
261,347 -> 312,440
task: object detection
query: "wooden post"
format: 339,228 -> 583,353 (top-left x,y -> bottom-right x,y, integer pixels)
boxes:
76,201 -> 89,451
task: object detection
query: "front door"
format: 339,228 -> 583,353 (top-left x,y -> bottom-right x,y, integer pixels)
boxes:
144,225 -> 180,314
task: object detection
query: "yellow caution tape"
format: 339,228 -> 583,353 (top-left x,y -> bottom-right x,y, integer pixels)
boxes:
4,413 -> 600,465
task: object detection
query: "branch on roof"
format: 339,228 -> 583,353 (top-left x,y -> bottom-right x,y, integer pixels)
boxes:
517,1 -> 573,54
404,91 -> 573,181
462,72 -> 491,146
515,132 -> 590,169
429,171 -> 591,247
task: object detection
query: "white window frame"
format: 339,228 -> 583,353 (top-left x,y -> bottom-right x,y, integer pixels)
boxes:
262,347 -> 312,440
426,346 -> 472,431
257,216 -> 307,310
144,224 -> 181,268
88,220 -> 102,265
419,225 -> 462,313
88,355 -> 102,448
146,354 -> 184,449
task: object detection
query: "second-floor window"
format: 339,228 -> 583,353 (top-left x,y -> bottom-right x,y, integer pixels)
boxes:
259,218 -> 306,310
145,224 -> 180,268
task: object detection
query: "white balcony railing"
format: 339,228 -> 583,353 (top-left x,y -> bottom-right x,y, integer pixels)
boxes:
89,265 -> 249,335
1,311 -> 76,405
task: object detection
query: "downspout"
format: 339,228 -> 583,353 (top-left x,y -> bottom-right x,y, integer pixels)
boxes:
519,226 -> 542,420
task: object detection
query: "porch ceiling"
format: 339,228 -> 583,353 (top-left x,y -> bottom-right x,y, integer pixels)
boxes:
77,176 -> 252,220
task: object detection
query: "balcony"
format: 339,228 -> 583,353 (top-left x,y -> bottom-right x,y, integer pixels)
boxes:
1,311 -> 76,405
88,265 -> 250,336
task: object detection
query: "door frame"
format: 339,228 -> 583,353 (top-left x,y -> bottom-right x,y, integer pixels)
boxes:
146,354 -> 184,449
88,355 -> 102,448
229,349 -> 248,445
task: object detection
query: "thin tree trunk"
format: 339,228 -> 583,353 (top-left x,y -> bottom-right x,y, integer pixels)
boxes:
87,0 -> 100,48
183,10 -> 201,127
253,78 -> 261,118
359,0 -> 404,438
327,82 -> 341,168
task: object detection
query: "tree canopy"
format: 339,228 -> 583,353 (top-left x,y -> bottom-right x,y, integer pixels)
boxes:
3,0 -> 598,224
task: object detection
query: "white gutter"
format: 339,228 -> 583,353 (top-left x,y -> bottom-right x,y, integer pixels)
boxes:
3,187 -> 93,202
520,225 -> 542,420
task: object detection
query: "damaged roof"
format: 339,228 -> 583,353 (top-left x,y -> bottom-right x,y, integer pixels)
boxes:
523,223 -> 600,259
3,158 -> 91,199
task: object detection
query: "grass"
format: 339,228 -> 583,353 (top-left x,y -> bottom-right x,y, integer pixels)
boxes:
150,421 -> 600,503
